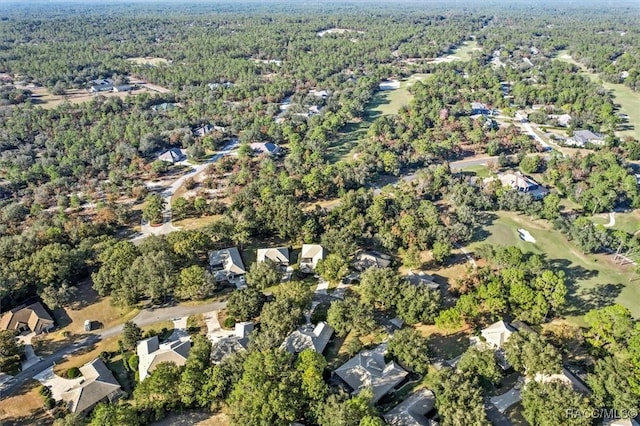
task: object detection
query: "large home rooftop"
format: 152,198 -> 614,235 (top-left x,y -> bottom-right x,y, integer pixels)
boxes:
334,343 -> 408,403
498,172 -> 549,200
481,320 -> 515,349
209,247 -> 246,282
281,322 -> 333,354
137,336 -> 191,381
61,358 -> 122,415
211,322 -> 254,364
0,302 -> 54,334
566,130 -> 605,147
158,147 -> 186,164
353,250 -> 392,271
257,247 -> 290,265
383,388 -> 437,426
404,271 -> 439,290
299,244 -> 326,273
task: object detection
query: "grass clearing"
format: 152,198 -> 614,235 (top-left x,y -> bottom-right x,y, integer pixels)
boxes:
127,57 -> 170,66
555,50 -> 640,140
172,214 -> 223,230
414,324 -> 472,360
0,379 -> 50,425
26,86 -> 158,109
467,211 -> 638,320
611,211 -> 640,235
460,164 -> 491,178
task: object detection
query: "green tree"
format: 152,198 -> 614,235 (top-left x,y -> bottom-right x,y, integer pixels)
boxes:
358,267 -> 401,311
175,265 -> 215,301
227,349 -> 303,426
121,321 -> 142,351
315,253 -> 350,284
584,304 -> 634,349
40,282 -> 77,310
133,362 -> 183,415
457,347 -> 502,389
587,355 -> 640,413
317,390 -> 379,426
246,260 -> 280,290
226,287 -> 266,322
504,331 -> 562,376
519,155 -> 542,174
395,284 -> 441,325
90,402 -> 140,426
327,298 -> 376,337
431,240 -> 452,265
388,328 -> 430,374
142,193 -> 166,225
179,335 -> 212,407
0,330 -> 23,374
92,240 -> 140,297
434,369 -> 489,426
521,381 -> 592,426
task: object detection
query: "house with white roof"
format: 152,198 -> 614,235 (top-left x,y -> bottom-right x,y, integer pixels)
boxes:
383,388 -> 437,426
533,367 -> 591,394
334,343 -> 408,403
299,244 -> 326,273
281,322 -> 333,354
137,336 -> 191,381
498,172 -> 549,200
60,358 -> 123,415
209,247 -> 246,284
471,320 -> 516,370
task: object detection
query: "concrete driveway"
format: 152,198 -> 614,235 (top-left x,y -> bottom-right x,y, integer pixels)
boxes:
204,311 -> 233,342
490,387 -> 522,413
33,366 -> 82,400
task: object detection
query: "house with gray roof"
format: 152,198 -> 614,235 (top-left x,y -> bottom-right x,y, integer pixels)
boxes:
193,124 -> 214,137
281,322 -> 333,354
404,271 -> 439,291
250,142 -> 282,156
334,343 -> 408,403
533,367 -> 591,395
566,130 -> 605,147
471,102 -> 490,115
300,244 -> 326,273
209,247 -> 246,283
498,172 -> 549,200
0,302 -> 54,334
257,247 -> 290,266
158,147 -> 186,164
210,322 -> 253,364
470,320 -> 516,370
383,388 -> 437,426
60,358 -> 123,415
353,251 -> 392,271
137,336 -> 191,381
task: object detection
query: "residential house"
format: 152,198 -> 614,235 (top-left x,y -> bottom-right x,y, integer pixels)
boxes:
334,343 -> 408,403
555,114 -> 572,127
208,82 -> 234,90
137,336 -> 191,381
498,172 -> 549,200
257,247 -> 290,266
383,388 -> 437,426
250,142 -> 283,156
89,79 -> 114,92
113,85 -> 133,93
158,147 -> 186,164
281,322 -> 334,354
404,271 -> 439,291
60,358 -> 123,415
474,320 -> 516,369
193,124 -> 214,137
471,102 -> 490,115
533,367 -> 591,394
0,302 -> 54,334
299,244 -> 326,273
353,251 -> 392,271
309,89 -> 329,99
208,247 -> 246,283
151,102 -> 177,112
566,130 -> 605,147
604,419 -> 640,426
210,322 -> 253,364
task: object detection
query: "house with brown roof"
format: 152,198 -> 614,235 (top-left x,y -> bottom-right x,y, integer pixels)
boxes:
0,302 -> 54,334
60,358 -> 123,415
137,336 -> 191,381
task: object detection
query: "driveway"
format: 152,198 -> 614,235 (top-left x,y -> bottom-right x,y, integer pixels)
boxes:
17,333 -> 41,370
490,387 -> 522,413
33,366 -> 82,400
204,311 -> 233,342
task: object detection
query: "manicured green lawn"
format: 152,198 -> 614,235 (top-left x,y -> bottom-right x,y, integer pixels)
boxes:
555,51 -> 640,141
451,40 -> 481,61
467,211 -> 638,320
460,165 -> 492,178
611,211 -> 640,235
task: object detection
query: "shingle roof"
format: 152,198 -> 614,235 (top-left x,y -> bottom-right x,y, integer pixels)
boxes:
383,388 -> 436,426
0,302 -> 54,334
257,247 -> 290,264
335,343 -> 408,403
481,321 -> 515,349
61,359 -> 121,414
137,336 -> 191,381
209,247 -> 246,275
353,251 -> 392,271
281,322 -> 334,354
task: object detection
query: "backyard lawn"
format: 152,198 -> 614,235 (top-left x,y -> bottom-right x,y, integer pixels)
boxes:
467,211 -> 638,320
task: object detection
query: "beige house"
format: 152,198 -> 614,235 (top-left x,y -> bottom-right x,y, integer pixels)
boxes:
299,244 -> 326,272
281,322 -> 333,354
257,247 -> 290,266
209,247 -> 246,283
61,359 -> 123,415
0,302 -> 54,334
137,336 -> 191,381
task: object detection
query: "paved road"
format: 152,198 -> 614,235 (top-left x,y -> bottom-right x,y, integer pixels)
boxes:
132,139 -> 239,241
0,300 -> 226,399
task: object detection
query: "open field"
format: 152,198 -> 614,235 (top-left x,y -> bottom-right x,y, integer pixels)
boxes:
326,73 -> 428,162
127,57 -> 170,66
555,51 -> 640,140
25,86 -> 159,109
172,214 -> 223,230
0,379 -> 50,425
467,211 -> 638,320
